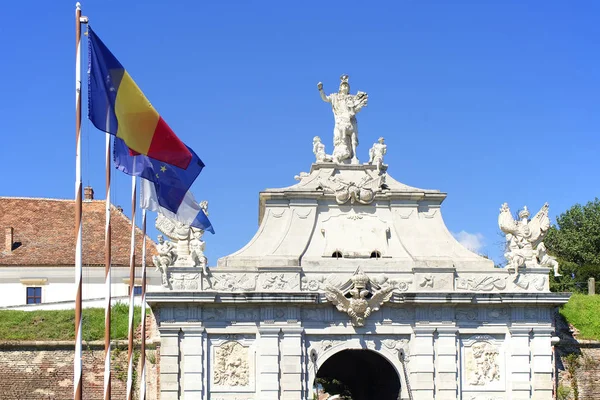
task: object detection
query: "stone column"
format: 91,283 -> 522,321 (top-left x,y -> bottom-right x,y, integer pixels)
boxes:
435,327 -> 458,400
257,326 -> 281,400
159,327 -> 181,400
280,327 -> 304,400
509,327 -> 532,399
180,327 -> 205,400
411,326 -> 436,400
531,327 -> 553,400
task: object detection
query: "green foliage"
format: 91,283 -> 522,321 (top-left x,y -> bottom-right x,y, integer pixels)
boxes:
560,294 -> 600,340
316,377 -> 353,399
546,198 -> 600,265
556,384 -> 572,400
546,198 -> 600,292
0,304 -> 141,341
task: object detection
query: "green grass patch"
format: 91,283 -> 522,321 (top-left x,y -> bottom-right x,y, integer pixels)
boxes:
0,302 -> 141,341
560,293 -> 600,340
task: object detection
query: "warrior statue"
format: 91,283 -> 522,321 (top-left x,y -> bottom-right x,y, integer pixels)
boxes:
153,235 -> 176,287
318,75 -> 368,164
498,203 -> 553,270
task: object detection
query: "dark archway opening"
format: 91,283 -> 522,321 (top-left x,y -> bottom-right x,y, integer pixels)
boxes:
315,349 -> 401,400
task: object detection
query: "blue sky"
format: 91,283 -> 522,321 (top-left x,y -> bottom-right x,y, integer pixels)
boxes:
1,1 -> 598,266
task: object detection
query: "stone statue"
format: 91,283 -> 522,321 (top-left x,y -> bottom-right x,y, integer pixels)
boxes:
536,242 -> 561,277
318,75 -> 368,164
312,136 -> 332,162
190,229 -> 208,276
498,203 -> 551,269
368,137 -> 387,173
155,200 -> 211,273
153,235 -> 176,287
324,268 -> 394,326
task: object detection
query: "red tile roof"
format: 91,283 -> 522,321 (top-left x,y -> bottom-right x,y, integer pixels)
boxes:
0,197 -> 156,266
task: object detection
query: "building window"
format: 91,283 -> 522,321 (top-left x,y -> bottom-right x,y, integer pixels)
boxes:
129,286 -> 143,296
26,287 -> 42,304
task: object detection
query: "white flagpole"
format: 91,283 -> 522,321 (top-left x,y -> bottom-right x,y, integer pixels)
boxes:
103,129 -> 112,400
74,3 -> 88,400
126,175 -> 137,400
139,208 -> 147,400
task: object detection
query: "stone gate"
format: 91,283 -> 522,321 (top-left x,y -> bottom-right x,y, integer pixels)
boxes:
147,75 -> 569,400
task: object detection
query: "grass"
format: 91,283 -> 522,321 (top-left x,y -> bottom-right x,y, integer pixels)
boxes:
0,302 -> 141,341
560,293 -> 600,341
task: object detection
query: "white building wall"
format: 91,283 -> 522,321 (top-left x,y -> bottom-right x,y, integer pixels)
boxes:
0,266 -> 163,308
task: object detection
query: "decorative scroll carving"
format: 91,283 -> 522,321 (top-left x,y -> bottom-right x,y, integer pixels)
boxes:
456,276 -> 507,291
213,342 -> 250,387
324,268 -> 394,326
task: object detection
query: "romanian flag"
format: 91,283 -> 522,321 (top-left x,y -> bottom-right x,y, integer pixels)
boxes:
87,27 -> 192,169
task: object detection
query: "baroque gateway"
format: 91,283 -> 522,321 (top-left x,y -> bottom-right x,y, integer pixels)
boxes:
147,76 -> 569,400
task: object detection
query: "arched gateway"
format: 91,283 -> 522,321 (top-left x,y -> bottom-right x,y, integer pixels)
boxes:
147,76 -> 569,400
315,349 -> 401,400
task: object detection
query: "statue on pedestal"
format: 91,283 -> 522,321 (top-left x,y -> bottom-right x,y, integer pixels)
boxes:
368,137 -> 387,173
154,201 -> 212,288
317,75 -> 368,164
498,203 -> 558,275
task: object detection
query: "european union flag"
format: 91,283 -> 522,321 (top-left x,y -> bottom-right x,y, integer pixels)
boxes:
113,137 -> 204,214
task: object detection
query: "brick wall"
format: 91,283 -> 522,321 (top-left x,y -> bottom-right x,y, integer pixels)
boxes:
0,345 -> 159,400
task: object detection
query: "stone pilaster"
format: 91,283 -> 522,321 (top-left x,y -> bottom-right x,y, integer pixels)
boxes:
509,327 -> 532,399
531,327 -> 553,400
159,327 -> 181,400
411,326 -> 436,400
257,326 -> 281,400
180,327 -> 205,400
435,327 -> 458,400
280,327 -> 304,400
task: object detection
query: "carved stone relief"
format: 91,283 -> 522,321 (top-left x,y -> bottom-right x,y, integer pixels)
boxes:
259,273 -> 299,291
211,273 -> 259,291
486,307 -> 509,321
170,273 -> 201,291
235,308 -> 258,322
514,274 -> 546,291
324,268 -> 394,326
301,274 -> 329,291
213,341 -> 250,387
302,307 -> 330,322
204,307 -> 226,321
456,276 -> 507,291
456,308 -> 478,321
463,335 -> 503,389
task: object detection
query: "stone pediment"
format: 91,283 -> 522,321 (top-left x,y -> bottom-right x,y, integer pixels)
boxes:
218,162 -> 492,272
